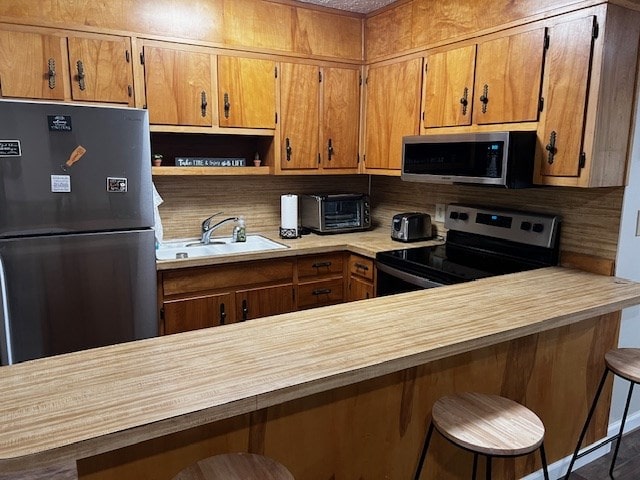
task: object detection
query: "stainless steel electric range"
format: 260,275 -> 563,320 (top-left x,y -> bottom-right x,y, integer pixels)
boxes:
376,204 -> 561,296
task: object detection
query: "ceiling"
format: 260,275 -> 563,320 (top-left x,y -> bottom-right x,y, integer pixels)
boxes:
295,0 -> 397,13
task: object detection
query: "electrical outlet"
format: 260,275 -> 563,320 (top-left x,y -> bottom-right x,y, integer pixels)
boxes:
435,204 -> 446,223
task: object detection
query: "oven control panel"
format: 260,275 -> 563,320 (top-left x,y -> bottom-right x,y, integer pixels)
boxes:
444,204 -> 560,248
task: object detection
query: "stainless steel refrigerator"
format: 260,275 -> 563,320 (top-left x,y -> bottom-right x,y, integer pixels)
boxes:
0,99 -> 157,365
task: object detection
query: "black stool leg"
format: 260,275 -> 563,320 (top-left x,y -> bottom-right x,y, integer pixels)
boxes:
609,381 -> 636,478
485,456 -> 492,480
539,442 -> 550,480
414,422 -> 435,480
564,367 -> 610,479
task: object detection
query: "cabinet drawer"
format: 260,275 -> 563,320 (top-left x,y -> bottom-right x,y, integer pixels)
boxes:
349,255 -> 374,281
297,253 -> 344,279
297,278 -> 344,309
162,259 -> 294,296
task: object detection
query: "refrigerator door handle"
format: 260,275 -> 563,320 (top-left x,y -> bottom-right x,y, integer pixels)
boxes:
0,255 -> 14,365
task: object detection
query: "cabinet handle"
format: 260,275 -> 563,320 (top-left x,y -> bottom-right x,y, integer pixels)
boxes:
312,288 -> 332,296
47,58 -> 56,90
201,91 -> 208,117
285,137 -> 292,161
327,138 -> 334,161
76,60 -> 86,91
242,299 -> 248,322
545,131 -> 557,164
459,87 -> 469,115
219,303 -> 226,325
312,261 -> 331,268
223,92 -> 230,118
354,262 -> 369,271
479,84 -> 489,113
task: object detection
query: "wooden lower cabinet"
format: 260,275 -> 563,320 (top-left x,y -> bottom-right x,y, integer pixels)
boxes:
236,284 -> 294,322
347,254 -> 375,301
297,252 -> 346,309
164,292 -> 234,334
76,312 -> 619,480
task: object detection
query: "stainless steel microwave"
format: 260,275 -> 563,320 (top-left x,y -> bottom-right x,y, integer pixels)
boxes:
401,131 -> 537,188
300,193 -> 371,234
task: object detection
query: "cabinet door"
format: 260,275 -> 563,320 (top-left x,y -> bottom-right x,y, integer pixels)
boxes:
236,284 -> 295,322
321,66 -> 360,169
473,28 -> 545,124
280,62 -> 320,170
348,276 -> 374,302
218,56 -> 276,129
423,45 -> 476,128
0,29 -> 66,100
163,292 -> 234,334
67,35 -> 133,105
537,16 -> 596,177
364,58 -> 422,170
143,45 -> 213,126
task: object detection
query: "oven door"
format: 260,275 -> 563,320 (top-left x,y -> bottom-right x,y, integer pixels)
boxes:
376,263 -> 445,296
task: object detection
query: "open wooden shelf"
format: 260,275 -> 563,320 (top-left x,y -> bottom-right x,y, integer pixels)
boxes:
151,166 -> 271,176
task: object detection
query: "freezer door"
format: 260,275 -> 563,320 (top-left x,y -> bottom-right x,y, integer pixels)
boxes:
0,100 -> 153,237
0,230 -> 157,365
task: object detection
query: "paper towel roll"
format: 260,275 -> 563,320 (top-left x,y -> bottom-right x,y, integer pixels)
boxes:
280,194 -> 298,231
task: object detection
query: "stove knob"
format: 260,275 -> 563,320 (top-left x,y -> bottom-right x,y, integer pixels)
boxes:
520,221 -> 532,231
449,211 -> 459,220
532,223 -> 544,233
458,212 -> 469,221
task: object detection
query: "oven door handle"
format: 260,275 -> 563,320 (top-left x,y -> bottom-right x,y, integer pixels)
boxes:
376,263 -> 445,289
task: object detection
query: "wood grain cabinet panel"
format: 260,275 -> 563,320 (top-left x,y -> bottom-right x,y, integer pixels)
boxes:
534,5 -> 640,187
297,278 -> 344,309
236,284 -> 295,322
472,28 -> 545,125
164,292 -> 234,334
364,57 -> 422,171
67,35 -> 133,105
0,28 -> 67,100
280,63 -> 359,172
297,253 -> 344,279
142,44 -> 213,127
422,45 -> 476,128
347,254 -> 375,302
217,55 -> 276,129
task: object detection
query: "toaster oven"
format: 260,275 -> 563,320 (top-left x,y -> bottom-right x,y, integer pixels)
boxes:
299,194 -> 371,234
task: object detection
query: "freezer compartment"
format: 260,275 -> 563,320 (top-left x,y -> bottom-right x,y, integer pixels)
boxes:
0,229 -> 157,365
0,100 -> 153,237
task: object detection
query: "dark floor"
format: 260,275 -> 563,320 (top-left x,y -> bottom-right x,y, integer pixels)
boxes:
569,427 -> 640,480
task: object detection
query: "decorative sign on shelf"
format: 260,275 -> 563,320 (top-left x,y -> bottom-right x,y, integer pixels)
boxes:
174,157 -> 246,167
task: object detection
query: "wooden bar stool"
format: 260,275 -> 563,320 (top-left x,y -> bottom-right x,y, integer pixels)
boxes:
413,392 -> 550,480
172,453 -> 294,480
564,348 -> 640,479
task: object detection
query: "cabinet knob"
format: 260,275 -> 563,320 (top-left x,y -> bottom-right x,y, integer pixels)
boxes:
76,60 -> 86,91
545,131 -> 557,164
285,137 -> 292,161
327,138 -> 334,161
219,303 -> 226,325
479,84 -> 489,113
241,299 -> 248,322
223,92 -> 230,118
47,58 -> 56,90
459,87 -> 469,115
201,91 -> 208,118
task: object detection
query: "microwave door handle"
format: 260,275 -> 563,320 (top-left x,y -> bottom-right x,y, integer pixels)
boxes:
377,263 -> 445,289
0,254 -> 14,365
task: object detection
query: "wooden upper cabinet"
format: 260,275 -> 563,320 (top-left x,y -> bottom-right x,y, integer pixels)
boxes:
321,67 -> 360,170
0,29 -> 67,100
473,28 -> 545,124
67,35 -> 133,105
217,56 -> 276,129
143,45 -> 213,127
422,45 -> 476,128
280,62 -> 320,170
364,58 -> 422,171
537,16 -> 595,178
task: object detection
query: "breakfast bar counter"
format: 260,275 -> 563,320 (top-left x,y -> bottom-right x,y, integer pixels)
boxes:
1,267 -> 640,478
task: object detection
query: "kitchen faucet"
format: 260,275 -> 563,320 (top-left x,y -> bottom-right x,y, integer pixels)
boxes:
201,213 -> 239,244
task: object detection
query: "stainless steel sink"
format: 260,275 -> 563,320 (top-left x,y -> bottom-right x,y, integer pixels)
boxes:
156,235 -> 288,260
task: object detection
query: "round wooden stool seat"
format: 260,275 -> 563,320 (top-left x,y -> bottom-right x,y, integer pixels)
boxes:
172,453 -> 295,480
605,348 -> 640,383
432,392 -> 546,456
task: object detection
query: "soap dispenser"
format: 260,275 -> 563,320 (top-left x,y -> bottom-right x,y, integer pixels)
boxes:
233,217 -> 246,242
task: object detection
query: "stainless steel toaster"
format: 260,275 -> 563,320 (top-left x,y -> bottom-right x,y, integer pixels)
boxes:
391,212 -> 432,242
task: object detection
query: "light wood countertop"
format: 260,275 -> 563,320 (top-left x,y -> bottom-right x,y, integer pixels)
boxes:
155,228 -> 443,270
1,268 -> 640,472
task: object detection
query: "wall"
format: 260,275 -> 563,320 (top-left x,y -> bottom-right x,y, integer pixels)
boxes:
611,73 -> 640,426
